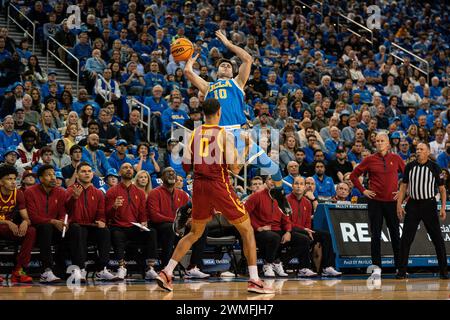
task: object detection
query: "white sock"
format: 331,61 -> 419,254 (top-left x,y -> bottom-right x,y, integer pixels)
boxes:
248,265 -> 259,280
163,259 -> 178,276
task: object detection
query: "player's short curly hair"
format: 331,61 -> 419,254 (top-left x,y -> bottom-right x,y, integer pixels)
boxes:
0,164 -> 18,179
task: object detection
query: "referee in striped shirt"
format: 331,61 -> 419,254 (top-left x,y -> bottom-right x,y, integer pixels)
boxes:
396,142 -> 448,279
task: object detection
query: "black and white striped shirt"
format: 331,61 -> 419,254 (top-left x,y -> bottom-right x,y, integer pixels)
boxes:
403,160 -> 443,200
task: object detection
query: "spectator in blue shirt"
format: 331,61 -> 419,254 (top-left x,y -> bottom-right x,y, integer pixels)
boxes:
71,32 -> 92,66
121,61 -> 146,96
353,78 -> 373,104
144,60 -> 166,95
313,160 -> 336,198
144,85 -> 169,142
99,168 -> 119,194
133,142 -> 161,182
281,72 -> 301,97
72,89 -> 101,116
401,106 -> 419,131
347,140 -> 364,166
304,135 -> 319,164
81,133 -> 111,182
282,161 -> 300,195
0,37 -> 11,63
108,139 -> 134,171
0,115 -> 21,161
430,77 -> 443,100
161,96 -> 189,140
325,126 -> 344,159
363,60 -> 382,85
437,141 -> 450,169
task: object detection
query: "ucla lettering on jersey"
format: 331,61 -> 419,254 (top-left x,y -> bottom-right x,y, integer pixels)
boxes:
206,79 -> 247,126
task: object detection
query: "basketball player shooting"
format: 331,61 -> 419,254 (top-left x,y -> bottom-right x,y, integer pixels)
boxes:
156,98 -> 274,294
173,30 -> 291,236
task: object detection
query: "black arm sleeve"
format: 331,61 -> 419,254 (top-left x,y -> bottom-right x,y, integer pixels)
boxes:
402,162 -> 412,184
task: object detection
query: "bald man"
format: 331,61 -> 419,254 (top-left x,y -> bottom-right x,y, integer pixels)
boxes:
350,133 -> 405,276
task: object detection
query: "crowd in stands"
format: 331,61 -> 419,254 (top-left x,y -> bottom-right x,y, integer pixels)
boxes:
0,0 -> 449,281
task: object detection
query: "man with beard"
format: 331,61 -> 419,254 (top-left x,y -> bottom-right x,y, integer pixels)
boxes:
16,130 -> 40,176
327,147 -> 354,183
25,164 -> 67,283
312,160 -> 336,198
105,162 -> 158,281
81,133 -> 112,187
1,82 -> 24,119
65,162 -> 116,282
148,167 -> 210,279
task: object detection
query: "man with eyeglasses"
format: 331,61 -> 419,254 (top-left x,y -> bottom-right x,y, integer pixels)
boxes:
397,139 -> 411,161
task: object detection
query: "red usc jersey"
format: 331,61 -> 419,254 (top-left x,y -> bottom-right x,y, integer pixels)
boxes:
187,125 -> 230,180
0,189 -> 26,221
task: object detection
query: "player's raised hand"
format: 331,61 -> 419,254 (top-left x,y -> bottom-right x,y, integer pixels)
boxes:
72,184 -> 83,199
185,53 -> 199,69
215,30 -> 231,46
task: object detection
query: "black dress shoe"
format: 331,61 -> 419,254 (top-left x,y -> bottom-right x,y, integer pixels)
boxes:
396,272 -> 407,279
439,273 -> 448,280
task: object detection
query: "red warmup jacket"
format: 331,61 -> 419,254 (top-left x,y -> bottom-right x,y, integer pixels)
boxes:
65,183 -> 105,224
350,152 -> 405,202
245,188 -> 292,232
147,186 -> 189,224
105,182 -> 147,227
287,193 -> 312,230
25,184 -> 67,225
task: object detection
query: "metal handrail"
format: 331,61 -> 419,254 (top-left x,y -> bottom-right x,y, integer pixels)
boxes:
96,74 -> 112,102
7,4 -> 35,53
47,36 -> 80,93
390,42 -> 430,83
128,98 -> 151,142
337,12 -> 374,45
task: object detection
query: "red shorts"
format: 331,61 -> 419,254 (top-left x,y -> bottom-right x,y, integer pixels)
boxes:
191,179 -> 248,225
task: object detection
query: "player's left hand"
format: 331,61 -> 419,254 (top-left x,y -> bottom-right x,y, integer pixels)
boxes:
17,220 -> 28,237
439,207 -> 446,221
281,231 -> 291,244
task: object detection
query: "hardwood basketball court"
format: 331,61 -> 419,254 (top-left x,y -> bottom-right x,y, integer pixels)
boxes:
1,275 -> 448,300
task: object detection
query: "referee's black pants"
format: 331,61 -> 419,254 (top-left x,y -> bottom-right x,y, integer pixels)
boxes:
368,200 -> 401,268
399,198 -> 448,275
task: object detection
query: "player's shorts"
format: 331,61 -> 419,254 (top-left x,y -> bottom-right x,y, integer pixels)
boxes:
191,178 -> 249,225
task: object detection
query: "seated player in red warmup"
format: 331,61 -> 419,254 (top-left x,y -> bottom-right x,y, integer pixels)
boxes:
288,176 -> 342,277
0,165 -> 35,283
156,98 -> 274,294
245,176 -> 311,278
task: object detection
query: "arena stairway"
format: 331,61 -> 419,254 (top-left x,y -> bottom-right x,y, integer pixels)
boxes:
0,12 -> 85,91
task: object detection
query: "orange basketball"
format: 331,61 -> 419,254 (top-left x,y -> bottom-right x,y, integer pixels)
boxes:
170,37 -> 194,62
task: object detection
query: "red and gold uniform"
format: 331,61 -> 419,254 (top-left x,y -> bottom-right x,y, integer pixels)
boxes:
0,188 -> 36,270
183,125 -> 248,224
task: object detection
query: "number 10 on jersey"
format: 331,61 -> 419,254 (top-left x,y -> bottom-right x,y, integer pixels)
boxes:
213,89 -> 227,99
